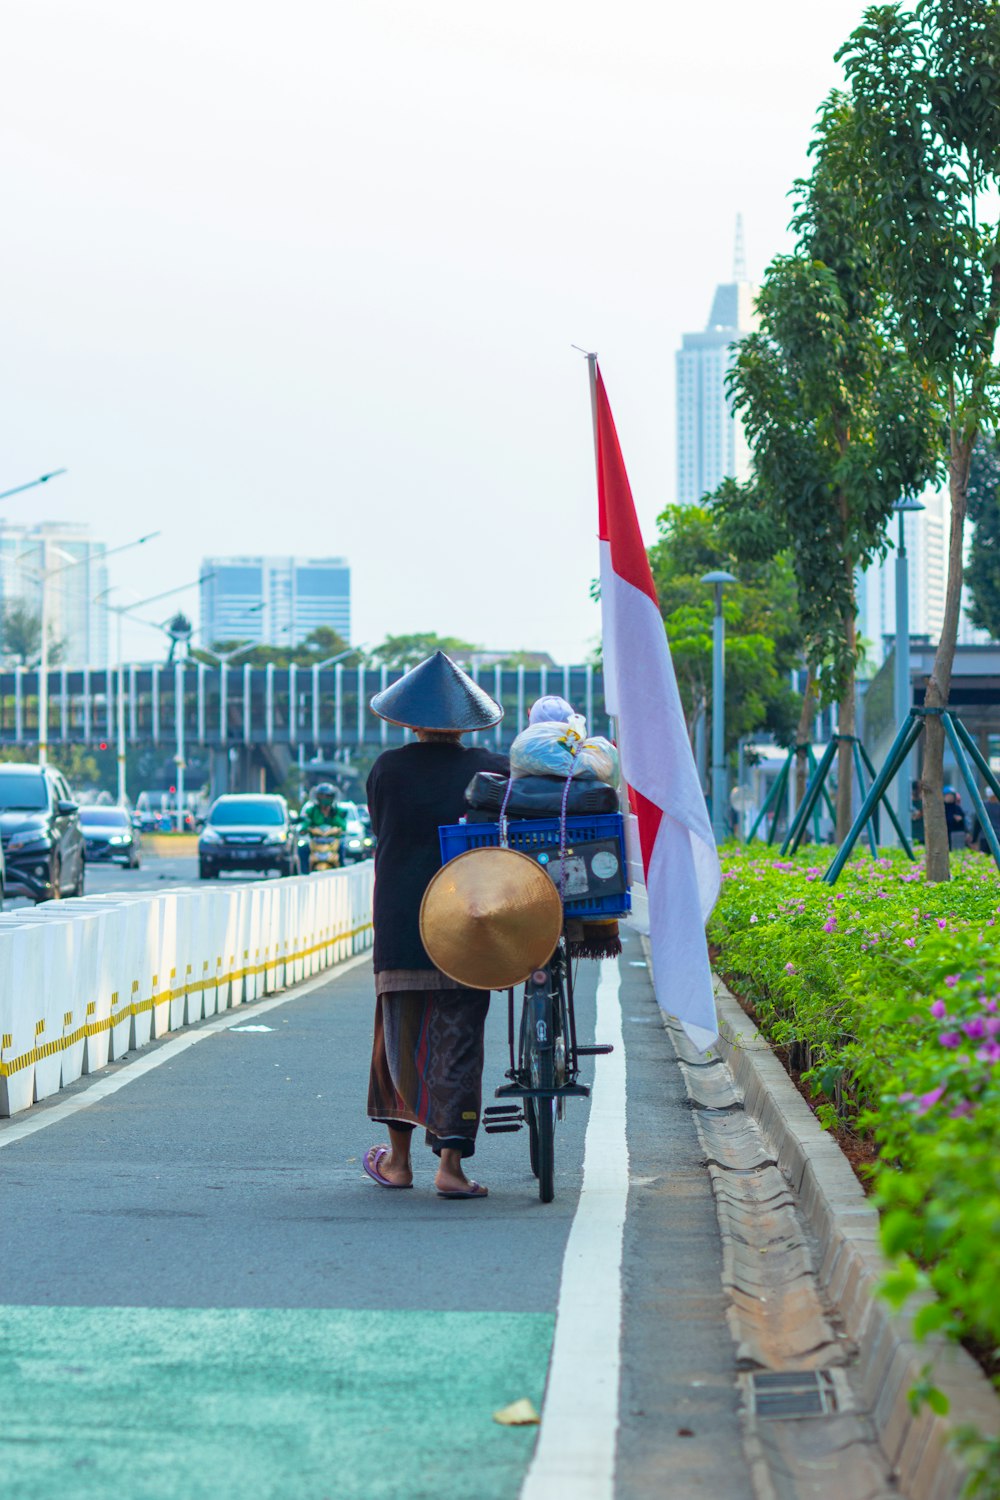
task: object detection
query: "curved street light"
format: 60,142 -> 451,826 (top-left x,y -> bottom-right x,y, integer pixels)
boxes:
0,468 -> 67,502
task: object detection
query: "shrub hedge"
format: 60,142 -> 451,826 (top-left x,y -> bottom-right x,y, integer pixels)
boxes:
710,846 -> 1000,1483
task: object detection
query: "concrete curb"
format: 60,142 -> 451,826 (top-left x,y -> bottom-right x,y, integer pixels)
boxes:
712,974 -> 1000,1500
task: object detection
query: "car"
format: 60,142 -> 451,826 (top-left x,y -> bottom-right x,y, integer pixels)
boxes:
0,763 -> 86,903
198,794 -> 299,880
79,805 -> 142,867
337,800 -> 375,863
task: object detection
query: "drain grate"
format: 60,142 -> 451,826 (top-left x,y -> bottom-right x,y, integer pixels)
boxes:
745,1369 -> 840,1419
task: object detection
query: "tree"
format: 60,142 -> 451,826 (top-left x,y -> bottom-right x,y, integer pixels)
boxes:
964,436 -> 1000,638
837,0 -> 1000,879
367,632 -> 479,669
719,90 -> 940,841
195,626 -> 358,671
646,506 -> 803,757
0,600 -> 65,666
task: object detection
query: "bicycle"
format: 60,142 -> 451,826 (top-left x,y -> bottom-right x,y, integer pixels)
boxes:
483,934 -> 612,1203
437,800 -> 628,1203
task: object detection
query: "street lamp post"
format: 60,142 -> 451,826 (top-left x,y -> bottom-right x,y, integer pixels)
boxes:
311,647 -> 362,754
20,530 -> 159,767
95,572 -> 206,806
893,496 -> 925,837
701,570 -> 737,843
0,469 -> 67,502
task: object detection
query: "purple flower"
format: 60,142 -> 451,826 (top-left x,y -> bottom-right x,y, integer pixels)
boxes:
945,975 -> 960,988
939,1031 -> 963,1049
784,963 -> 797,975
749,914 -> 758,924
930,999 -> 948,1019
976,1042 -> 1000,1064
904,938 -> 917,949
985,1017 -> 1000,1036
823,917 -> 837,933
963,1017 -> 987,1040
937,918 -> 948,930
916,1086 -> 945,1115
950,1100 -> 975,1119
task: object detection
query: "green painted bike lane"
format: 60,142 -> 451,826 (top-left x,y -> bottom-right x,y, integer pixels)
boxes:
0,959 -> 596,1500
0,1306 -> 551,1500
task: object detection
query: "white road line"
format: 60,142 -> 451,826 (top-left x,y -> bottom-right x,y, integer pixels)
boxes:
0,951 -> 372,1152
520,957 -> 629,1500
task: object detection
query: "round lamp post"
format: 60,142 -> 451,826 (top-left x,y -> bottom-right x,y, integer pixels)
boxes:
701,570 -> 737,843
893,496 -> 925,837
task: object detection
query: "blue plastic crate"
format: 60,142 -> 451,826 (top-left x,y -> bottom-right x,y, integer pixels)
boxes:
438,812 -> 632,918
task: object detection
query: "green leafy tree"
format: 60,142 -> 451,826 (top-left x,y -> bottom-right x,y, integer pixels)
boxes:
367,632 -> 479,669
646,506 -> 803,757
964,436 -> 1000,638
196,626 -> 358,671
0,600 -> 65,667
837,0 -> 1000,880
719,91 -> 940,841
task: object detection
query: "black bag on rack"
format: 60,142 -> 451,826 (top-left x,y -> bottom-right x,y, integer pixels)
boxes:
464,771 -> 619,820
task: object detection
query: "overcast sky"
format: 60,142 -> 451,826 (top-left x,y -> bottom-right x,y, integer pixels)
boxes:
2,0 -> 872,663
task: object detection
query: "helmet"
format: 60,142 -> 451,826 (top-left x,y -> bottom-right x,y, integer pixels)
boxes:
313,782 -> 337,806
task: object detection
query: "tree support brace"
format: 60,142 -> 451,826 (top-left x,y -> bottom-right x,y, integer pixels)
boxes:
777,734 -> 914,860
746,743 -> 834,846
822,709 -> 1000,884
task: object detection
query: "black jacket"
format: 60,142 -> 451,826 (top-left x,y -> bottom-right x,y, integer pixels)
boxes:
367,741 -> 509,971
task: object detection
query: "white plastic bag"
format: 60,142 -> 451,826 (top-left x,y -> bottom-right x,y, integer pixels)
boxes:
510,715 -> 619,786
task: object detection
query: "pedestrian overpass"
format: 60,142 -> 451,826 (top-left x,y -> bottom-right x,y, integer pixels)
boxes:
0,662 -> 607,796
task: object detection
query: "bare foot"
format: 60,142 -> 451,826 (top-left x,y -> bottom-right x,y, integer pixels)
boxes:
434,1165 -> 488,1197
363,1145 -> 413,1189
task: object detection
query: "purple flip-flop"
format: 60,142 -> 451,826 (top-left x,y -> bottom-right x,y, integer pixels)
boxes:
436,1180 -> 488,1200
363,1145 -> 412,1190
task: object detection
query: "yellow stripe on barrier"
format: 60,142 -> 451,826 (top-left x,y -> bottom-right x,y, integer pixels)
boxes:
0,919 -> 373,1078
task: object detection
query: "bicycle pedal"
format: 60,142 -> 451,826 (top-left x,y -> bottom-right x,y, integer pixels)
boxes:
484,1105 -> 521,1117
484,1120 -> 523,1134
576,1044 -> 615,1056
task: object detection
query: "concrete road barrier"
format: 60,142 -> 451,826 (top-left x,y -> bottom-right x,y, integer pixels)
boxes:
0,865 -> 374,1118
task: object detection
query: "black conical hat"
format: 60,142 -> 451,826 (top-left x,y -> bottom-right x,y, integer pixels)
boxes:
370,651 -> 503,732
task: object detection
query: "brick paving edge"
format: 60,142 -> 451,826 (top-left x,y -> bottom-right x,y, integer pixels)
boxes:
711,973 -> 1000,1500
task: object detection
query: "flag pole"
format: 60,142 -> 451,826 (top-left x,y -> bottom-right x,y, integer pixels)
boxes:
585,351 -> 599,479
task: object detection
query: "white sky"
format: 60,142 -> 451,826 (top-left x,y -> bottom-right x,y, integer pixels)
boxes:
2,0 -> 871,663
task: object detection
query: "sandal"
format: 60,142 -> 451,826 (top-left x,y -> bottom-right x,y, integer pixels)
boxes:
363,1145 -> 413,1190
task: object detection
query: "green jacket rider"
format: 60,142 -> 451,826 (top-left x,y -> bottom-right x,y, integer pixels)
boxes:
299,783 -> 347,833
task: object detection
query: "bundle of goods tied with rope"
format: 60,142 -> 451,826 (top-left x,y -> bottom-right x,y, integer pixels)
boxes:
464,695 -> 625,961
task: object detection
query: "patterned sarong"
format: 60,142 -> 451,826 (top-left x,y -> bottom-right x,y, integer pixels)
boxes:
367,988 -> 490,1158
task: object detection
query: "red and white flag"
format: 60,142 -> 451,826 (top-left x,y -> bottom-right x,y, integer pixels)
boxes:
594,363 -> 721,1049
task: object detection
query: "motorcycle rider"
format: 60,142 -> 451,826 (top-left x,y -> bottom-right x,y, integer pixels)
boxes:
299,783 -> 347,872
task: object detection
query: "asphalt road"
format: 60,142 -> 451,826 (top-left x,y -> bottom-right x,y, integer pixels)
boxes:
0,877 -> 749,1500
7,852 -> 304,906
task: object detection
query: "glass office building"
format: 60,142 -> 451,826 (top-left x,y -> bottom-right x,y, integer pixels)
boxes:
0,521 -> 108,666
200,556 -> 351,648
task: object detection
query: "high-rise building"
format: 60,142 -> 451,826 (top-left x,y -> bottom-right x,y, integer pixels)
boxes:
0,521 -> 108,666
675,217 -> 759,505
200,555 -> 351,649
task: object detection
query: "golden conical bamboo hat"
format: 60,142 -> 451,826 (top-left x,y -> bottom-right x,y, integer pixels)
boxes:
419,846 -> 563,990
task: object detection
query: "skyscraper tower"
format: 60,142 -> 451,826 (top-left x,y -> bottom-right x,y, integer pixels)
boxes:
675,218 -> 759,505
